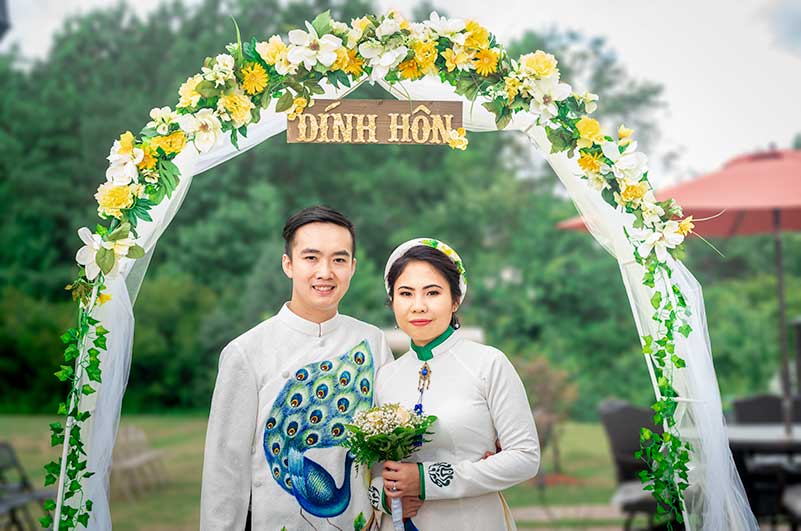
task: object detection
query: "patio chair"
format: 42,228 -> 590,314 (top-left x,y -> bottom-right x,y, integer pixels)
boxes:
0,441 -> 53,530
732,394 -> 783,424
598,399 -> 663,531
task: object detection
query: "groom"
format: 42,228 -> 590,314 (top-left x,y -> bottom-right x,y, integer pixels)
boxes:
200,206 -> 420,530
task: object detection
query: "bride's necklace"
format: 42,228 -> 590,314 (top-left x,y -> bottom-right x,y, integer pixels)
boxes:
410,326 -> 454,414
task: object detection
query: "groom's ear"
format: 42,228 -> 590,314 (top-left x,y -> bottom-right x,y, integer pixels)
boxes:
281,253 -> 293,279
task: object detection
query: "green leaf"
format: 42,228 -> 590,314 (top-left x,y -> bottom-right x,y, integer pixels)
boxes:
81,384 -> 96,396
678,324 -> 692,337
311,10 -> 333,37
64,344 -> 80,362
95,247 -> 115,275
275,91 -> 294,113
106,222 -> 130,241
196,80 -> 221,98
54,365 -> 74,382
127,245 -> 145,259
650,291 -> 662,310
39,515 -> 53,528
77,512 -> 90,528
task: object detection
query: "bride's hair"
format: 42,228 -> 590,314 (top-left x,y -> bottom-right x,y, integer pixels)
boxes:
385,245 -> 462,329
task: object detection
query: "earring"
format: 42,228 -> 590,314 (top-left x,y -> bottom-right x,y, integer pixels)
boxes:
394,323 -> 399,329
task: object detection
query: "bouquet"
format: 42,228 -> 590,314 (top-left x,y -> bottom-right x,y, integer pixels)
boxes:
341,403 -> 436,530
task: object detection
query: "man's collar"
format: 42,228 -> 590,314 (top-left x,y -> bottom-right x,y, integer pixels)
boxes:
277,302 -> 342,337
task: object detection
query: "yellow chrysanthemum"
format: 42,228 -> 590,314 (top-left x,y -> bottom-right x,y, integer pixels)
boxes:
677,216 -> 695,236
412,40 -> 438,75
150,131 -> 187,155
576,116 -> 604,148
520,50 -> 558,79
620,182 -> 648,203
178,74 -> 203,108
464,20 -> 490,50
447,128 -> 468,150
287,97 -> 309,121
442,48 -> 471,72
398,59 -> 422,80
473,48 -> 499,76
241,62 -> 268,95
505,76 -> 520,100
137,143 -> 157,170
578,151 -> 603,174
221,92 -> 255,126
342,48 -> 365,76
95,182 -> 134,219
97,292 -> 113,306
331,47 -> 349,71
256,35 -> 288,65
117,131 -> 136,156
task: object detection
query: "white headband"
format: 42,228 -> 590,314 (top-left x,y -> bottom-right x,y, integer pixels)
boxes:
383,238 -> 468,303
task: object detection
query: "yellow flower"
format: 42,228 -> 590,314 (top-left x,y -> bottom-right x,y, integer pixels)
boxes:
97,292 -> 113,306
677,216 -> 695,236
95,182 -> 134,219
412,40 -> 438,75
287,97 -> 309,121
221,92 -> 255,126
256,36 -> 288,65
240,62 -> 268,95
618,124 -> 635,146
576,116 -> 604,148
578,151 -> 603,174
342,48 -> 365,76
117,131 -> 136,157
505,76 -> 520,100
352,16 -> 371,33
137,143 -> 157,170
520,50 -> 558,79
178,74 -> 203,108
620,182 -> 648,203
331,47 -> 349,71
442,47 -> 471,72
150,131 -> 187,155
473,48 -> 499,76
447,128 -> 468,150
464,20 -> 490,50
398,59 -> 422,80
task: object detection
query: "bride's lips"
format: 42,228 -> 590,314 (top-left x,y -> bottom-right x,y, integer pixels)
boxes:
409,319 -> 432,327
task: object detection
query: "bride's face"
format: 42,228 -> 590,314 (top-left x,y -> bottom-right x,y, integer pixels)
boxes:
392,260 -> 458,346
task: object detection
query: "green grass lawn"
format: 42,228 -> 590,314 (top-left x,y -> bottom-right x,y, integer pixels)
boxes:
0,415 -> 617,529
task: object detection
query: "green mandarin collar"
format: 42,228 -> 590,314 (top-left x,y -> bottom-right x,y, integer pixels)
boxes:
411,326 -> 455,361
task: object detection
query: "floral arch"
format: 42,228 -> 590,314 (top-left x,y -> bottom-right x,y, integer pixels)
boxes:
45,10 -> 755,531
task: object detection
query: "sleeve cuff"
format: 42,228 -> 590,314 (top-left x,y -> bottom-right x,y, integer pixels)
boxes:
417,463 -> 426,500
422,461 -> 455,500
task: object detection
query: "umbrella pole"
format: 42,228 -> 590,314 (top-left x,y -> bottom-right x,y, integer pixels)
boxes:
775,209 -> 792,435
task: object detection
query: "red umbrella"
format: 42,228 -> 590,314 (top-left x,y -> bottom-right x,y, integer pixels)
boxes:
558,149 -> 801,430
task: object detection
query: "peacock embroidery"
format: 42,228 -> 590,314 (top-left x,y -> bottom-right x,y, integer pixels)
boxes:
263,340 -> 375,525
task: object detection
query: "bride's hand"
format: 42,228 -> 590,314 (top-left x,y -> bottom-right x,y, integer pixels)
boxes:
381,460 -> 421,499
402,496 -> 423,517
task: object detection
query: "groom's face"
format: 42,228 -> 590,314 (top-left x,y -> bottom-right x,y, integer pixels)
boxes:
282,222 -> 356,319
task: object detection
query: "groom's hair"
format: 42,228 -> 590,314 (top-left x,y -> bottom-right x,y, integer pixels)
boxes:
282,205 -> 356,258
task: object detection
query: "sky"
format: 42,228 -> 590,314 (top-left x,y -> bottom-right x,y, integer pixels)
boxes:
3,0 -> 801,186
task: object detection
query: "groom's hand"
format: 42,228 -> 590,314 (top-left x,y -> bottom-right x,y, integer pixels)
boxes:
382,460 -> 421,499
402,496 -> 423,518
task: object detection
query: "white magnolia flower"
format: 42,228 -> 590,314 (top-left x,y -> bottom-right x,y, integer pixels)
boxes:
275,54 -> 298,75
146,106 -> 178,135
331,21 -> 348,34
631,221 -> 684,262
177,108 -> 223,153
409,22 -> 434,41
640,191 -> 666,225
287,21 -> 342,70
528,76 -> 572,121
587,172 -> 609,191
425,11 -> 466,44
358,40 -> 408,80
375,17 -> 401,39
105,140 -> 143,186
576,91 -> 599,113
76,227 -> 111,281
201,54 -> 235,87
602,140 -> 648,184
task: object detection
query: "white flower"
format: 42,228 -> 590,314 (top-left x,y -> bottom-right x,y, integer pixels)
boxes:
375,17 -> 401,39
177,108 -> 222,153
201,54 -> 235,87
640,191 -> 666,226
587,172 -> 609,191
631,221 -> 684,262
76,227 -> 111,281
331,21 -> 348,34
528,76 -> 572,121
105,139 -> 143,186
576,91 -> 599,113
425,11 -> 466,44
146,106 -> 178,135
395,407 -> 411,425
287,21 -> 343,70
358,40 -> 408,80
602,140 -> 648,184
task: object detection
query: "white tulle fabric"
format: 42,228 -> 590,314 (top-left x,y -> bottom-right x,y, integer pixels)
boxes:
75,76 -> 757,530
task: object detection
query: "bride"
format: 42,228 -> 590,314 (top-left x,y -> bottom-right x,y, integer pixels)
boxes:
370,238 -> 540,530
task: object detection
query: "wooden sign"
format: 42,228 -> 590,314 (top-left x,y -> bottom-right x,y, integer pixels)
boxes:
287,99 -> 463,145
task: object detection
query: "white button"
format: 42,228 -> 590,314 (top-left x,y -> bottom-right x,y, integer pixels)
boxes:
281,370 -> 290,379
254,481 -> 262,488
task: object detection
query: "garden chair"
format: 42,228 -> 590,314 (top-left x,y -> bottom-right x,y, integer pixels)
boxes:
0,441 -> 53,530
